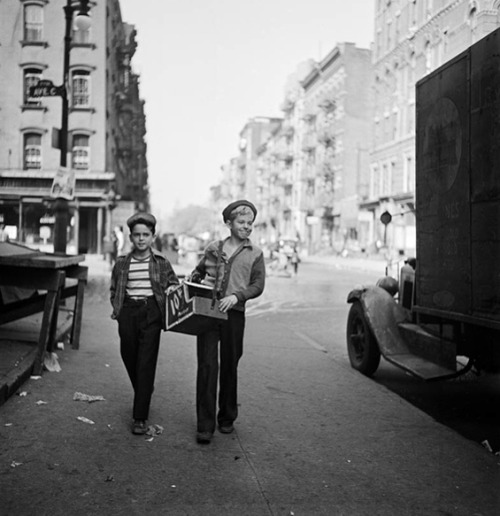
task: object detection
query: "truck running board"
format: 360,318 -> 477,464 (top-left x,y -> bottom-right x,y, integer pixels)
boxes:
382,323 -> 458,381
383,353 -> 457,381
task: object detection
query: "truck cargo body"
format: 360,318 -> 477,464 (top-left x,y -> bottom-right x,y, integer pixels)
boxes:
416,28 -> 500,328
347,28 -> 500,379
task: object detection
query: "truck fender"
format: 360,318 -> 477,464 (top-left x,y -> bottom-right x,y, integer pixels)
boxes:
347,285 -> 411,357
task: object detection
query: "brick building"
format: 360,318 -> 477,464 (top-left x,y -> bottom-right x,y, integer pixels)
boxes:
365,0 -> 500,256
0,0 -> 148,254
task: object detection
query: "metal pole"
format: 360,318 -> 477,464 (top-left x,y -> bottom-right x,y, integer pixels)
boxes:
53,0 -> 73,254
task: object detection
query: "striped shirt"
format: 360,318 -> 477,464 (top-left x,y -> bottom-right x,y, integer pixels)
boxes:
110,248 -> 179,330
126,256 -> 154,298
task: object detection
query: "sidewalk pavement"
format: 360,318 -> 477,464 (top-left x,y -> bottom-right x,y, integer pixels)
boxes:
0,252 -> 392,407
1,262 -> 498,515
0,254 -> 191,407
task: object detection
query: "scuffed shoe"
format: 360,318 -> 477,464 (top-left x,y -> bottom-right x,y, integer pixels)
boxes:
196,431 -> 213,444
132,420 -> 148,435
218,424 -> 234,434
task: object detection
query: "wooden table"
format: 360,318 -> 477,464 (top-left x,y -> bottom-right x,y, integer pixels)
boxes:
0,242 -> 88,375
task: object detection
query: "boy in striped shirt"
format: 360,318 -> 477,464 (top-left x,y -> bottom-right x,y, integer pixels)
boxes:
110,212 -> 179,435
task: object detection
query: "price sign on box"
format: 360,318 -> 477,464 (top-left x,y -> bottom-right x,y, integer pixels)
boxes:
166,281 -> 227,335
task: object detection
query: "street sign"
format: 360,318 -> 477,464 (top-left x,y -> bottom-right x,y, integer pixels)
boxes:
380,210 -> 392,226
29,80 -> 64,98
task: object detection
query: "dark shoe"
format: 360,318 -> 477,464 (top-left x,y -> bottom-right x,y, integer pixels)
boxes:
218,424 -> 234,434
132,420 -> 148,435
196,431 -> 213,444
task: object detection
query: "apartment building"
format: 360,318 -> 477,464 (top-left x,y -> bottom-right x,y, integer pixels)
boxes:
299,44 -> 372,253
217,117 -> 282,243
366,0 -> 500,256
211,45 -> 372,254
0,0 -> 148,254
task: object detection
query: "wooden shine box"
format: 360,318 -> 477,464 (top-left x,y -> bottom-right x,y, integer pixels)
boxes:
166,281 -> 227,335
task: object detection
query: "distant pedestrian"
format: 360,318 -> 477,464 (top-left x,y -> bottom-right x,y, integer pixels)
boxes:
112,225 -> 125,262
0,223 -> 9,242
190,200 -> 266,444
290,246 -> 300,275
110,212 -> 179,435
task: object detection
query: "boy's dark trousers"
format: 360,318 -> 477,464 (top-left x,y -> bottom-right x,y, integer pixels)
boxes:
118,297 -> 162,421
196,310 -> 245,433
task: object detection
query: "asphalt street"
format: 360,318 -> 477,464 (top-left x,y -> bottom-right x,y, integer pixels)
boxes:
0,258 -> 499,515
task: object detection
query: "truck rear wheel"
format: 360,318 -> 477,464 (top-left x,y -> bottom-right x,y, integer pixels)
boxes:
346,301 -> 381,376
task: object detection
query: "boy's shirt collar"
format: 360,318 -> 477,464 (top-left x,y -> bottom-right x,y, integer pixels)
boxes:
127,247 -> 165,260
222,236 -> 253,248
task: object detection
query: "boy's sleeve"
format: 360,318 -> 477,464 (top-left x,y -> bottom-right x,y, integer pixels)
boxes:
110,264 -> 117,305
234,253 -> 266,303
190,252 -> 207,283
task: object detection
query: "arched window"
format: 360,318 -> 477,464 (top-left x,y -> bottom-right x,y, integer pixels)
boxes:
469,1 -> 478,38
23,132 -> 42,169
71,69 -> 90,107
24,3 -> 43,42
23,67 -> 43,105
425,41 -> 432,73
71,134 -> 90,170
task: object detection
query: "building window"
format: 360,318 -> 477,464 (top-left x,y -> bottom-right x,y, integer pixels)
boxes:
24,133 -> 42,169
71,70 -> 90,107
370,164 -> 379,198
71,134 -> 90,170
425,41 -> 432,73
24,4 -> 43,42
24,68 -> 43,106
392,108 -> 399,140
404,154 -> 414,192
381,163 -> 392,196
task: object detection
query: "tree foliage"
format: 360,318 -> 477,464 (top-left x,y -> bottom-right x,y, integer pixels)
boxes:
164,205 -> 213,236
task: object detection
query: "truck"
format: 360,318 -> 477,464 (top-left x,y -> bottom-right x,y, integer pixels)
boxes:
346,27 -> 500,381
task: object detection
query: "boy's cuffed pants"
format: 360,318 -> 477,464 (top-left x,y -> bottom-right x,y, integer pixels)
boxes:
118,297 -> 162,421
196,310 -> 245,434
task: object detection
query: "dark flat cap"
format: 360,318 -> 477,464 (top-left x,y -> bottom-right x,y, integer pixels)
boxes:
127,212 -> 157,231
222,200 -> 257,222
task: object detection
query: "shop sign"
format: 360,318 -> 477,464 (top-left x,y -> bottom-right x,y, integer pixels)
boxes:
40,214 -> 56,224
40,226 -> 51,241
50,167 -> 75,200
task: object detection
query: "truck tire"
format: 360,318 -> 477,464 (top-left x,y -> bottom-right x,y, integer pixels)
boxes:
346,301 -> 381,377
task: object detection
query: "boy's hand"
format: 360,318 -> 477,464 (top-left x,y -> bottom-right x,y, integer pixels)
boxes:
219,294 -> 238,313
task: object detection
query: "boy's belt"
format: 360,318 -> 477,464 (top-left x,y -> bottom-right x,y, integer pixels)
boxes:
124,295 -> 155,305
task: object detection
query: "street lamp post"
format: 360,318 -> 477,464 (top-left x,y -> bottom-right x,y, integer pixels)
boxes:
53,0 -> 91,254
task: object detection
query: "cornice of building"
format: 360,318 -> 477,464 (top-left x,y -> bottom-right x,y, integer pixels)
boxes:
374,0 -> 463,66
301,46 -> 343,90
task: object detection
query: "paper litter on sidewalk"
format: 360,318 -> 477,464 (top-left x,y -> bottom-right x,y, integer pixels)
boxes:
146,424 -> 164,437
76,416 -> 95,425
43,352 -> 62,373
481,440 -> 493,453
73,392 -> 106,403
